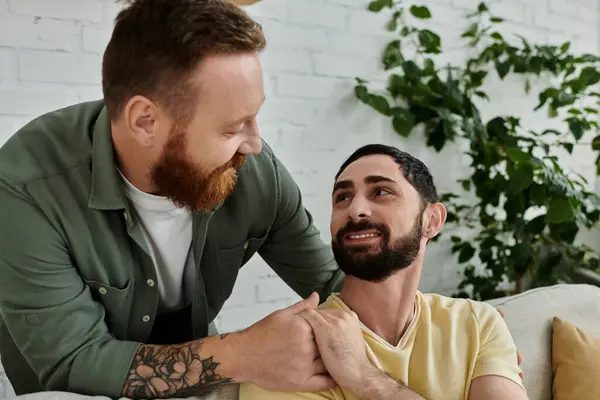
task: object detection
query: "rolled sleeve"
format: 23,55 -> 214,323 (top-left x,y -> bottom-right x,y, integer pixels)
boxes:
0,177 -> 139,397
258,150 -> 344,301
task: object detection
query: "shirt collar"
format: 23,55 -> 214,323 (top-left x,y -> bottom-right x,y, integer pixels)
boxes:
88,104 -> 128,211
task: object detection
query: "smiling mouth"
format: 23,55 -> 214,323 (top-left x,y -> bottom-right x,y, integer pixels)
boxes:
347,232 -> 379,239
343,230 -> 383,244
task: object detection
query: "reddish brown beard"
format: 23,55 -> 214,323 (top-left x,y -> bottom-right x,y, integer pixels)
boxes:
150,128 -> 246,213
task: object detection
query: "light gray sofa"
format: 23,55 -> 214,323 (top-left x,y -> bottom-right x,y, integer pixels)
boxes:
487,282 -> 600,400
4,281 -> 600,400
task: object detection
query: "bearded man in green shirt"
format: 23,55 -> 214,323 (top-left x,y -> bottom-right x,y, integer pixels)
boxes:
0,0 -> 343,398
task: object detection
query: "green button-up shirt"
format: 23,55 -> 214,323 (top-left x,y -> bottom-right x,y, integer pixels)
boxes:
0,101 -> 344,398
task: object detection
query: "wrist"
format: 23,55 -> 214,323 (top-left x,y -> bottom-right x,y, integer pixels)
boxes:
345,363 -> 384,396
215,329 -> 253,384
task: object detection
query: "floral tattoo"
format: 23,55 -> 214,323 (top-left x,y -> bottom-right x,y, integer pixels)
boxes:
122,342 -> 233,399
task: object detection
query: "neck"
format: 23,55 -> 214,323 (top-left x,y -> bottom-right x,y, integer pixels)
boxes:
338,258 -> 423,346
111,121 -> 157,194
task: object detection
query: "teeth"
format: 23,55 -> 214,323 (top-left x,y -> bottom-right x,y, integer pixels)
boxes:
349,233 -> 378,239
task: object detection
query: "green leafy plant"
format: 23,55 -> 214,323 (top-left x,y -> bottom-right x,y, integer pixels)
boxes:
356,1 -> 600,300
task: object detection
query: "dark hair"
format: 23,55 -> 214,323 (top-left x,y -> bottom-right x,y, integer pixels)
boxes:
102,0 -> 266,121
335,144 -> 438,205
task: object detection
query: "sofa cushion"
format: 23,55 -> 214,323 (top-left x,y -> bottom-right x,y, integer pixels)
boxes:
486,283 -> 600,400
551,316 -> 600,400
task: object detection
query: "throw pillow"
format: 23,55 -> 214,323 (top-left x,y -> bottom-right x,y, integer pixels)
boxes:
552,316 -> 600,400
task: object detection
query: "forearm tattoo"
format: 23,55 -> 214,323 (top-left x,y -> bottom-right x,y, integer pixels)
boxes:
121,340 -> 233,399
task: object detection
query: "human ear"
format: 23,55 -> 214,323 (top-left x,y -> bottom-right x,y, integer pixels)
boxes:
422,202 -> 447,239
122,95 -> 159,148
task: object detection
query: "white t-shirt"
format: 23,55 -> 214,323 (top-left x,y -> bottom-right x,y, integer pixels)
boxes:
120,171 -> 195,312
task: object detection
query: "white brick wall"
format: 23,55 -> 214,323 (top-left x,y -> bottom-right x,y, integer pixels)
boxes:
0,0 -> 599,397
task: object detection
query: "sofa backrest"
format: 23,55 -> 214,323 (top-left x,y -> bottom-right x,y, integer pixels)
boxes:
486,283 -> 600,400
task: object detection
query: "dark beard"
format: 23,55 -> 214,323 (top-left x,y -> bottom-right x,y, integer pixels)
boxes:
150,127 -> 246,213
331,215 -> 423,282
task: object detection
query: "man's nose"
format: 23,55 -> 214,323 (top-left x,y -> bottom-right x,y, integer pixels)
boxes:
238,120 -> 262,155
348,196 -> 372,220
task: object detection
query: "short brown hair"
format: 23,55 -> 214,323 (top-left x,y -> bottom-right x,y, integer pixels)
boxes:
101,0 -> 266,121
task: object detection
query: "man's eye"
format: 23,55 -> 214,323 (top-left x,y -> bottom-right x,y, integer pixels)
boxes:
228,127 -> 245,136
374,188 -> 392,196
335,193 -> 351,203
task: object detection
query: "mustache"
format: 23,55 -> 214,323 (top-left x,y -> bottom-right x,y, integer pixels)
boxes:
212,153 -> 246,176
229,153 -> 246,169
336,219 -> 390,239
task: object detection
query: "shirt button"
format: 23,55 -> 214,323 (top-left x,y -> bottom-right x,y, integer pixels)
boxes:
147,279 -> 155,287
142,315 -> 151,323
98,287 -> 107,295
123,212 -> 129,222
243,242 -> 249,249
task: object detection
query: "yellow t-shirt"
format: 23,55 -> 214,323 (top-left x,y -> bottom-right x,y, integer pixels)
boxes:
239,291 -> 525,400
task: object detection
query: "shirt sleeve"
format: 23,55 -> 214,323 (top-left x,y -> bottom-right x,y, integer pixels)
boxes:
0,177 -> 140,398
239,383 -> 342,400
257,147 -> 344,301
471,302 -> 525,390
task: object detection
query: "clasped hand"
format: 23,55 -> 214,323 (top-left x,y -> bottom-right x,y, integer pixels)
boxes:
235,292 -> 373,393
299,306 -> 375,393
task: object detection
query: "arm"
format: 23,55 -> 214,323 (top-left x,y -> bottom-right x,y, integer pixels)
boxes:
122,293 -> 337,398
0,177 -> 138,398
468,304 -> 528,400
468,375 -> 528,400
258,148 -> 344,300
120,336 -> 235,398
349,369 -> 424,400
0,178 -> 236,398
0,177 -> 332,398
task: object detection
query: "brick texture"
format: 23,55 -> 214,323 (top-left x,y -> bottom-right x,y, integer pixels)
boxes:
0,2 -> 599,395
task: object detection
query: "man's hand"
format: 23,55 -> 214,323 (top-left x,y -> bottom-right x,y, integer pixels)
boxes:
232,292 -> 335,392
298,308 -> 371,391
300,308 -> 423,400
496,308 -> 524,380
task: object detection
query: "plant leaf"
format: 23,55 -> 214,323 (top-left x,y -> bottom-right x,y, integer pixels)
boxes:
545,198 -> 576,224
461,22 -> 478,38
418,29 -> 442,54
508,165 -> 534,193
526,215 -> 546,235
505,147 -> 531,163
382,40 -> 403,70
592,135 -> 600,150
560,142 -> 574,154
458,243 -> 476,263
386,10 -> 402,31
368,94 -> 391,116
461,179 -> 471,191
568,118 -> 586,141
354,84 -> 370,103
402,60 -> 421,79
410,5 -> 432,19
368,0 -> 393,12
391,107 -> 416,136
491,32 -> 503,40
495,60 -> 511,79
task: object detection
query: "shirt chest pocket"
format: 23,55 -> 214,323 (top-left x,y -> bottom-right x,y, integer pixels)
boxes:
214,234 -> 268,304
85,278 -> 135,339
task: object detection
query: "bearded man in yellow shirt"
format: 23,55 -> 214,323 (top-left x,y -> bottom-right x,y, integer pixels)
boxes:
239,144 -> 527,400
